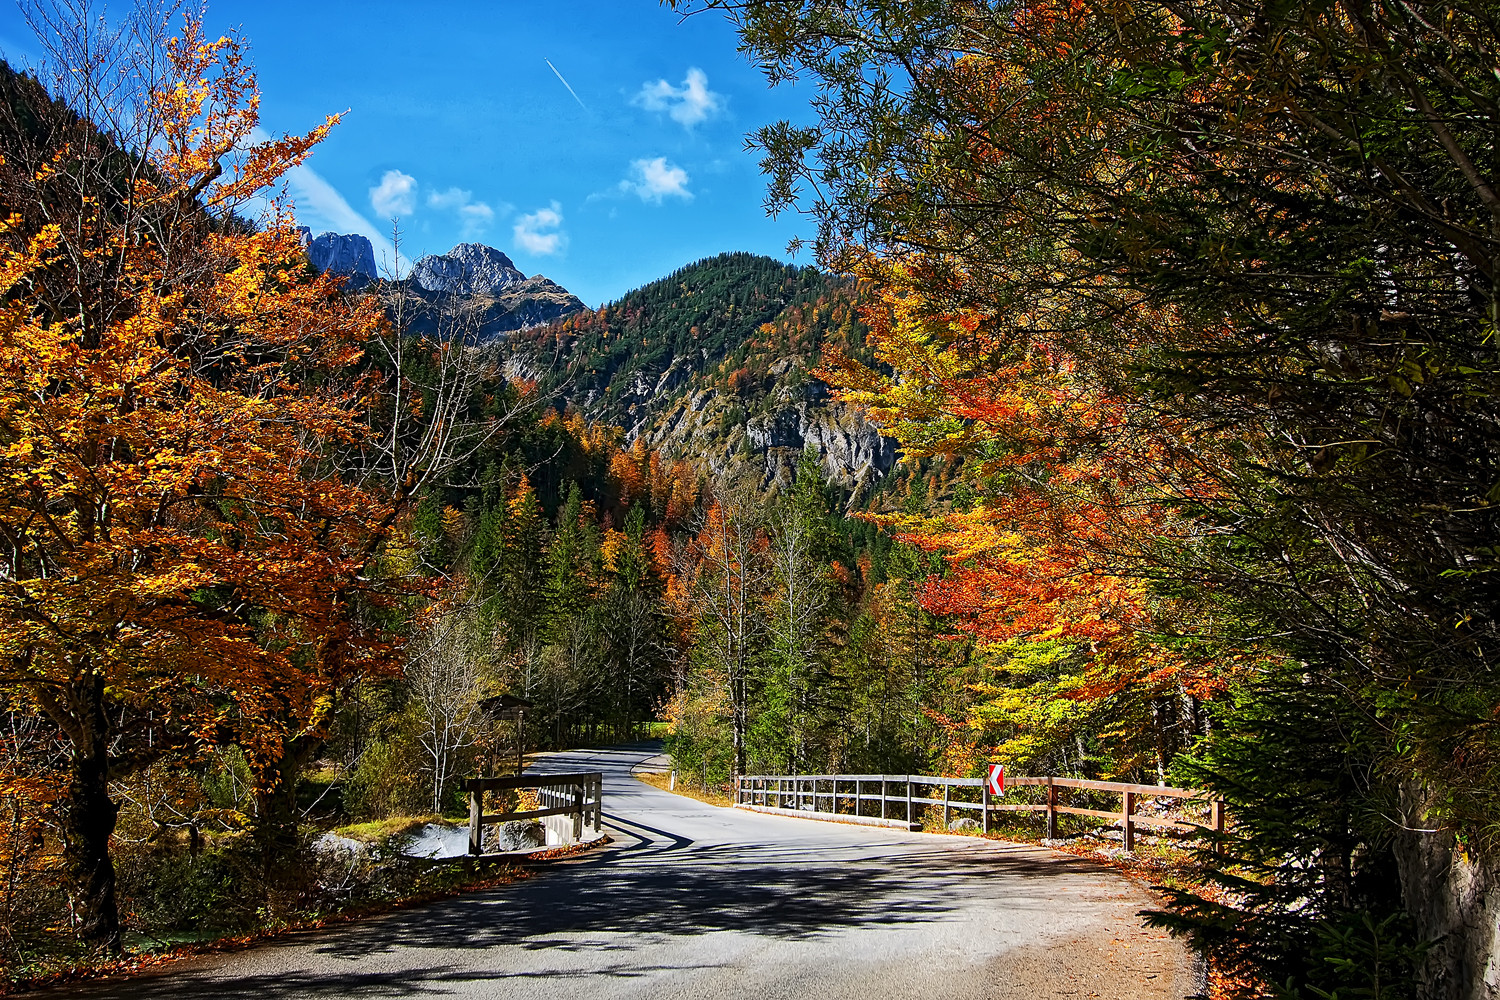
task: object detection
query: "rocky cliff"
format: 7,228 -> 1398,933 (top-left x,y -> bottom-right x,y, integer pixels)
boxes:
299,228 -> 379,287
637,361 -> 897,498
409,243 -> 527,295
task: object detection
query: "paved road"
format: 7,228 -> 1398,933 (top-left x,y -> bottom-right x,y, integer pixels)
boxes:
49,745 -> 1201,999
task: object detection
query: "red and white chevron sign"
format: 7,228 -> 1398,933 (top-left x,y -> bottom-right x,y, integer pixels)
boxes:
986,763 -> 1005,797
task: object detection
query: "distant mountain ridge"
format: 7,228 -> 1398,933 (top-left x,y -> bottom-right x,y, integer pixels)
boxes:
516,252 -> 897,493
295,237 -> 896,491
299,233 -> 586,337
298,228 -> 379,288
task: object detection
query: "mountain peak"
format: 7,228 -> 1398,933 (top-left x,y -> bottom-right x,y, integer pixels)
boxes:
298,227 -> 378,288
410,243 -> 526,296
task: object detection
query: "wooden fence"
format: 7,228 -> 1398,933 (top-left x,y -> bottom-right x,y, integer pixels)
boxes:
734,773 -> 1226,851
463,771 -> 603,856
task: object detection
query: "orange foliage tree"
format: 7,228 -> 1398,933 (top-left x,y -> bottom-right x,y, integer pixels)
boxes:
822,274 -> 1227,778
0,14 -> 392,951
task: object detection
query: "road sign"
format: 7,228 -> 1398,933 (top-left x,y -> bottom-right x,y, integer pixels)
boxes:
987,763 -> 1005,797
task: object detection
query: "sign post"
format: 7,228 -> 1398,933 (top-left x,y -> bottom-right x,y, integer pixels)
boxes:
986,763 -> 1005,798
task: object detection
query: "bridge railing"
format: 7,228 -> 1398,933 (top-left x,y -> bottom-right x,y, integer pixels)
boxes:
463,771 -> 603,855
734,773 -> 1226,851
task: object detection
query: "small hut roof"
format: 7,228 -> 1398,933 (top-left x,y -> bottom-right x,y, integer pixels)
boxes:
477,693 -> 534,720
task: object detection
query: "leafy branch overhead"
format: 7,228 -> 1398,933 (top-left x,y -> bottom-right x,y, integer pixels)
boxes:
675,0 -> 1500,994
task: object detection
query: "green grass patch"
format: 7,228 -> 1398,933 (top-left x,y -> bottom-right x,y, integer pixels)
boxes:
332,815 -> 442,843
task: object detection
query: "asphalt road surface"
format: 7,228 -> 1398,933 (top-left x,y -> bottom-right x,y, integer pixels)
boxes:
47,744 -> 1202,999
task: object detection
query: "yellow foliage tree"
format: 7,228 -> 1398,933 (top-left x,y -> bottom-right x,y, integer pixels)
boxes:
0,12 -> 390,952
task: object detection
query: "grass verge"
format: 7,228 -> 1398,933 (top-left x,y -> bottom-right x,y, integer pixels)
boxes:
633,769 -> 735,808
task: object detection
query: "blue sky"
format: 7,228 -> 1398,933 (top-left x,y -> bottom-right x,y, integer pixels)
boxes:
0,1 -> 817,306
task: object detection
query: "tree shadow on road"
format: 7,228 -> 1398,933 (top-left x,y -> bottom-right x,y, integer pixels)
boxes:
54,808 -> 1112,998
312,838 -> 1105,962
54,960 -> 738,999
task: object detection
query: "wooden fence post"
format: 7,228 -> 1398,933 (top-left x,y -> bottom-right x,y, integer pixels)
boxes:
906,777 -> 913,827
943,781 -> 950,831
468,784 -> 482,856
1046,777 -> 1057,840
880,778 -> 888,820
855,778 -> 862,819
1212,798 -> 1226,855
1122,790 -> 1136,851
573,781 -> 584,841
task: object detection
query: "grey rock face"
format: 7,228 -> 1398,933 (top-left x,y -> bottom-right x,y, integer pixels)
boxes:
636,368 -> 898,498
742,401 -> 897,480
410,243 -> 526,295
299,227 -> 379,287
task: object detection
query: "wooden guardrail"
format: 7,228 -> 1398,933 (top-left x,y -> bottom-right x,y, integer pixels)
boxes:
734,773 -> 1226,851
462,771 -> 603,856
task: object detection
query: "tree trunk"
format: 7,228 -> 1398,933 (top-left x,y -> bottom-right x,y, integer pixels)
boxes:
253,735 -> 318,887
731,659 -> 747,778
1393,782 -> 1500,1000
58,675 -> 122,955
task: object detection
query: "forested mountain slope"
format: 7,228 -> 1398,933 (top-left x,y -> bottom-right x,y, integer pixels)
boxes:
517,253 -> 897,493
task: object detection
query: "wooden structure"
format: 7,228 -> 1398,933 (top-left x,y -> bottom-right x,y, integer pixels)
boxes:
734,773 -> 1226,851
477,693 -> 533,776
463,771 -> 603,856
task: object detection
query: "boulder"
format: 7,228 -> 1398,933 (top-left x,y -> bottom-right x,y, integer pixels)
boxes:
485,820 -> 547,853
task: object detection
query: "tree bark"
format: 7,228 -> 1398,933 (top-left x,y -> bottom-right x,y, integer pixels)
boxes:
57,675 -> 122,956
252,735 -> 319,886
1393,782 -> 1500,1000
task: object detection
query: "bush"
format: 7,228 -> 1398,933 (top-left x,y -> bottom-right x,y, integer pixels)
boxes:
114,836 -> 259,939
342,738 -> 426,821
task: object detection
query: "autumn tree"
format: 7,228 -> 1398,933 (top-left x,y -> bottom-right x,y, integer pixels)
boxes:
405,604 -> 488,813
687,0 -> 1500,992
0,5 -> 392,952
596,506 -> 670,740
681,473 -> 770,776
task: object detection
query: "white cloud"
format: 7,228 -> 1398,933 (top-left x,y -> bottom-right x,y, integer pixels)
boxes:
460,202 -> 495,229
427,187 -> 471,211
428,187 -> 499,238
633,67 -> 722,128
369,169 -> 417,217
513,202 -> 566,256
619,157 -> 692,205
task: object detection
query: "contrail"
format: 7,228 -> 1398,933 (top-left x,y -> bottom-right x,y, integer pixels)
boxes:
545,59 -> 588,112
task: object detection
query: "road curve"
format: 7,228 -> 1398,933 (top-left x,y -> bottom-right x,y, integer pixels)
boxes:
46,744 -> 1202,999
